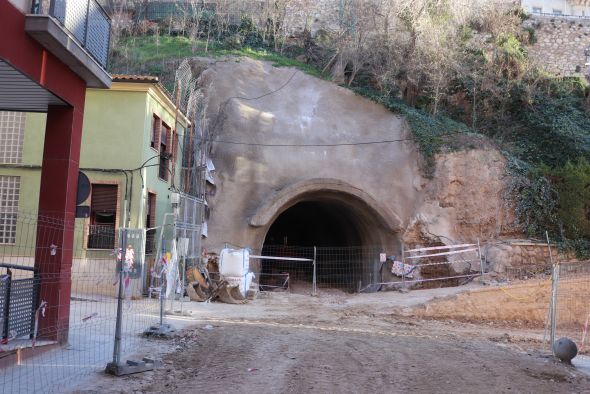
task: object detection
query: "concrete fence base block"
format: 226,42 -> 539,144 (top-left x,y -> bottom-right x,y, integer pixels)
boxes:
105,358 -> 162,376
143,323 -> 176,338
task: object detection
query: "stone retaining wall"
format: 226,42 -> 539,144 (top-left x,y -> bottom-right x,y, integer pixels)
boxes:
485,241 -> 553,274
525,16 -> 590,76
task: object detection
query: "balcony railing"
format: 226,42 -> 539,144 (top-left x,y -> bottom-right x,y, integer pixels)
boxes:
87,224 -> 115,249
31,0 -> 111,69
530,11 -> 590,20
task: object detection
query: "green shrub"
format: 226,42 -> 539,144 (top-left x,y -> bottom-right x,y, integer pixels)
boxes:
504,155 -> 560,237
545,158 -> 590,239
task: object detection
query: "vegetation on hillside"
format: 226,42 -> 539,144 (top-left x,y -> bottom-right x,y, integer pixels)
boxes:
107,0 -> 590,257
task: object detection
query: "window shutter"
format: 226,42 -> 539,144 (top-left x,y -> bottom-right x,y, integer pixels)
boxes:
152,115 -> 161,148
91,184 -> 118,213
148,193 -> 156,227
172,132 -> 178,159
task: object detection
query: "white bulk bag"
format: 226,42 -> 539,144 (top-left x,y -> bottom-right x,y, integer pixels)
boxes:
225,272 -> 255,298
219,248 -> 250,277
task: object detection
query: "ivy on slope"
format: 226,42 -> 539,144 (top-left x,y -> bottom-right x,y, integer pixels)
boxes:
510,77 -> 590,167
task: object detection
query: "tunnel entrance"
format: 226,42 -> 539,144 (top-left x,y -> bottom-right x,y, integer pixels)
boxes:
264,201 -> 362,247
260,199 -> 386,293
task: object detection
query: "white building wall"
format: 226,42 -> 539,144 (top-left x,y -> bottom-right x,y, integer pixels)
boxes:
8,0 -> 31,13
521,0 -> 590,17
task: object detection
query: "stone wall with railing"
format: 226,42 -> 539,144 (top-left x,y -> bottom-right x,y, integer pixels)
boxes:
525,15 -> 590,76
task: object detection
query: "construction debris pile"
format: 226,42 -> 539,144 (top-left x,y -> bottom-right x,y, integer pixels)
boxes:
186,249 -> 258,304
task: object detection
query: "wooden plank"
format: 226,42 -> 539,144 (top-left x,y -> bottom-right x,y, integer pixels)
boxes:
405,243 -> 476,253
405,248 -> 478,260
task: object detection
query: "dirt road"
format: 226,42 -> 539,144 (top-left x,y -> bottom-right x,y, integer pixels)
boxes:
74,289 -> 590,393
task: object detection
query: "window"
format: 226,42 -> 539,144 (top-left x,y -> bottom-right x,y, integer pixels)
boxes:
0,111 -> 25,164
0,176 -> 19,244
151,115 -> 160,149
146,192 -> 156,254
553,9 -> 563,15
532,7 -> 542,14
159,123 -> 172,181
87,184 -> 118,249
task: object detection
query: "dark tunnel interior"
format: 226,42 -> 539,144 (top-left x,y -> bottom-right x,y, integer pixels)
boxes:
260,200 -> 374,292
263,201 -> 361,247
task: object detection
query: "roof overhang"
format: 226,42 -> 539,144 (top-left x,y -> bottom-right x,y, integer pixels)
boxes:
24,15 -> 111,89
0,58 -> 67,112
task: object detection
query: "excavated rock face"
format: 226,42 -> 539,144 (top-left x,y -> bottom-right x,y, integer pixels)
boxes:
403,148 -> 519,276
405,148 -> 519,244
194,56 -> 520,279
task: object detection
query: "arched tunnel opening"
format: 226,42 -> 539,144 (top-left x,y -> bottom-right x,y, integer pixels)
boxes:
260,197 -> 392,293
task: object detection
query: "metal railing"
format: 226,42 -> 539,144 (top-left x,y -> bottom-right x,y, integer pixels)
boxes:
530,11 -> 590,20
87,224 -> 116,249
31,0 -> 111,69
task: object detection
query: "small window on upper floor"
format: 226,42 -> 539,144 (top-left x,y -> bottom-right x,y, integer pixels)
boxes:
88,184 -> 118,249
159,123 -> 172,181
151,115 -> 161,149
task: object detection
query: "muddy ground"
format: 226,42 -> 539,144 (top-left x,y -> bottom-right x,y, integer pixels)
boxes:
72,286 -> 590,393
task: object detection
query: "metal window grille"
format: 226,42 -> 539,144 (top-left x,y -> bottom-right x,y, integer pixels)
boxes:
0,176 -> 20,244
0,112 -> 25,165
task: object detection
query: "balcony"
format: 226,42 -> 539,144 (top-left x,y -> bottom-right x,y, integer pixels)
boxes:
87,224 -> 116,250
25,0 -> 112,88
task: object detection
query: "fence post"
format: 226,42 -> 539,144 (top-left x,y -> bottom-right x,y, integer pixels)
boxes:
29,268 -> 40,339
109,229 -> 127,368
401,244 -> 405,284
546,231 -> 559,353
549,263 -> 559,352
477,239 -> 484,276
107,229 -> 161,376
312,246 -> 317,297
1,270 -> 11,344
143,218 -> 175,338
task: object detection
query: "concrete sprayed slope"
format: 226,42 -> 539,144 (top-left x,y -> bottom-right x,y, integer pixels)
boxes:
198,57 -> 424,251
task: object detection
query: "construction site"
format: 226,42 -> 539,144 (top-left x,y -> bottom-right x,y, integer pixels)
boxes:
2,0 -> 590,392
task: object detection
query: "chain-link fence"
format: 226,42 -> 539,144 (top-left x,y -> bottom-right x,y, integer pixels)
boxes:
257,245 -> 387,294
0,212 -> 177,393
549,261 -> 590,356
255,243 -> 486,295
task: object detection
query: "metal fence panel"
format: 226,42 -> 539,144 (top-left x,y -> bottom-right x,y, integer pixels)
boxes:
0,213 -> 164,394
7,278 -> 37,338
551,262 -> 590,355
85,0 -> 111,68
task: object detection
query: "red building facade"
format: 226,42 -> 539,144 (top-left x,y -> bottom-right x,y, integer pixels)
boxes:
0,0 -> 111,343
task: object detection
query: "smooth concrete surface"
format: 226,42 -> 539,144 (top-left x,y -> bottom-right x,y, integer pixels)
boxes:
199,57 -> 425,257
